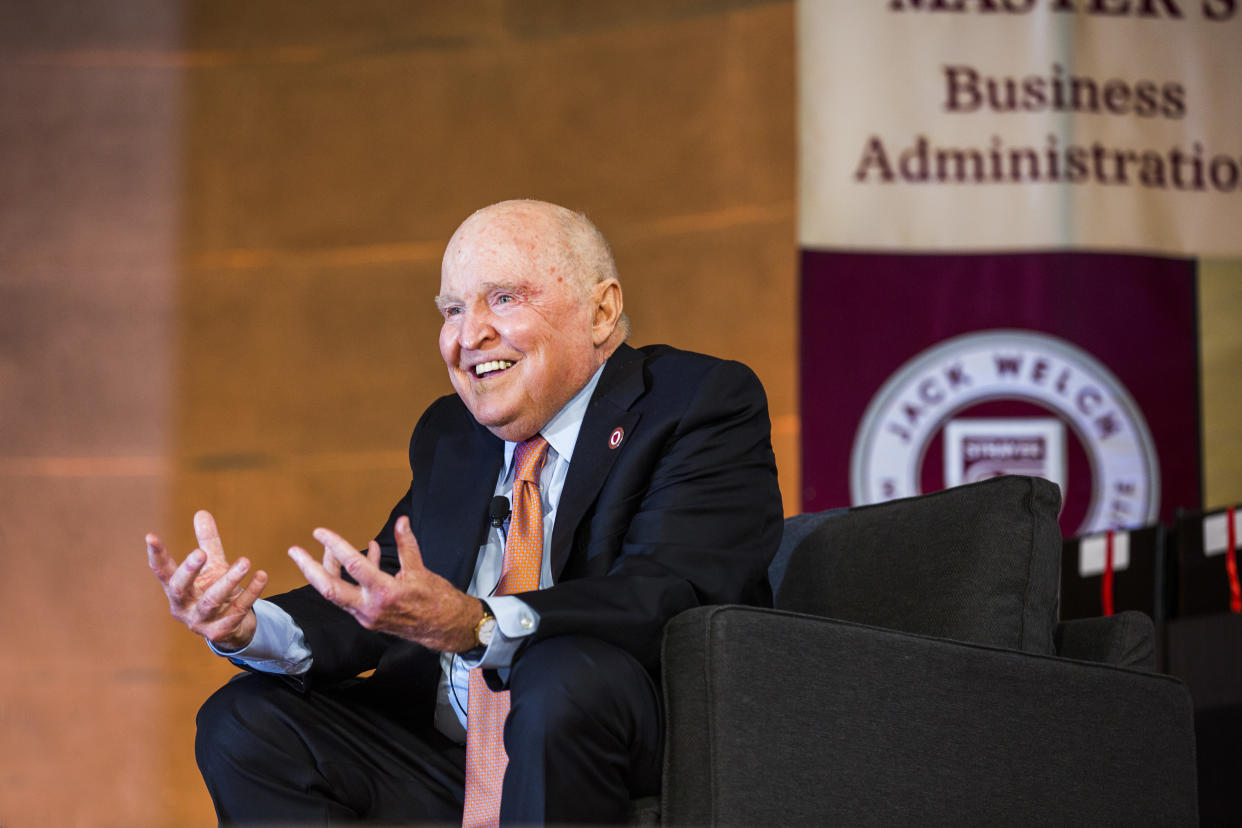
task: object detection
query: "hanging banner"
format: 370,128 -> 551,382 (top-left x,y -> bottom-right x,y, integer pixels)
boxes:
798,1 -> 1240,535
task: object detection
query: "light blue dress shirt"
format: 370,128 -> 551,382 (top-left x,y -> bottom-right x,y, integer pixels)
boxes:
213,364 -> 606,744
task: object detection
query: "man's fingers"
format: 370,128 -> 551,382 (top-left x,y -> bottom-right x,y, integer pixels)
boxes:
166,548 -> 206,598
235,568 -> 269,612
194,510 -> 228,564
197,557 -> 252,615
394,516 -> 425,574
289,545 -> 360,608
146,534 -> 177,583
313,527 -> 382,587
322,545 -> 342,578
366,540 -> 381,568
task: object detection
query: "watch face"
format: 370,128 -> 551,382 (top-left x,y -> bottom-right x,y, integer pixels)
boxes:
477,618 -> 497,647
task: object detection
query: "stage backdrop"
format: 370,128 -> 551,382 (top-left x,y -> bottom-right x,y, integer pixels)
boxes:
798,0 -> 1241,536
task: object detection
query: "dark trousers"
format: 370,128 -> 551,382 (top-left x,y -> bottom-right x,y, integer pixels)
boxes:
195,636 -> 664,824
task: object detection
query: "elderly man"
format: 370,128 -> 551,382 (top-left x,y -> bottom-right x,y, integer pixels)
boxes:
147,200 -> 782,825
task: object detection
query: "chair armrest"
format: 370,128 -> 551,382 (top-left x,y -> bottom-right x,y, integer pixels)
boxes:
1055,610 -> 1156,669
661,605 -> 1197,827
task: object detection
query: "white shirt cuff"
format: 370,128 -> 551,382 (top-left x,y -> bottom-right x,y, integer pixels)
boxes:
207,599 -> 313,675
459,595 -> 540,670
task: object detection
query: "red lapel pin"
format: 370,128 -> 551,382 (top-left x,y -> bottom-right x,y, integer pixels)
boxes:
608,427 -> 625,450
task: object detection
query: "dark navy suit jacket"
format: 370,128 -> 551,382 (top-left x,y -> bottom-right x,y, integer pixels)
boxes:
269,343 -> 783,727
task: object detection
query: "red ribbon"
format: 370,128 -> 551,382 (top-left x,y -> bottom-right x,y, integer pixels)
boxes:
1101,529 -> 1115,617
1226,506 -> 1241,614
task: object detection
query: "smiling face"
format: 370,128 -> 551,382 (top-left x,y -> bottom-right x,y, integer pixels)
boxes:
436,201 -> 624,442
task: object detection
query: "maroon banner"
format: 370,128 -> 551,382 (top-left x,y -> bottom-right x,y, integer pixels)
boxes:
800,250 -> 1199,537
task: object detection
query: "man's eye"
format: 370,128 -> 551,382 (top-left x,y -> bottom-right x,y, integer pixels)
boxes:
495,294 -> 514,304
443,306 -> 462,317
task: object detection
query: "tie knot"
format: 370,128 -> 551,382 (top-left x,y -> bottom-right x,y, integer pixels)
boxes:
514,434 -> 549,484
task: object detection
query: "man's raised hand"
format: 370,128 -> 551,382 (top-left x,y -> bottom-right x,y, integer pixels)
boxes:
287,516 -> 482,654
146,510 -> 267,651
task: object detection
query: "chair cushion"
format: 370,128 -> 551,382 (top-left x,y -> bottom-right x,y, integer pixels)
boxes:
775,475 -> 1062,654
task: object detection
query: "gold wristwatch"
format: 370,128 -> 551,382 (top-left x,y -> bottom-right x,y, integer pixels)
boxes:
473,602 -> 497,648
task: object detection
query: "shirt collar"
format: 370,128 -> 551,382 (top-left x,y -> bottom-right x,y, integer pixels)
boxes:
501,361 -> 607,477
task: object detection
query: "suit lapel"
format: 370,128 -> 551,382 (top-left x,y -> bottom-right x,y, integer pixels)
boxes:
549,344 -> 646,577
421,421 -> 504,589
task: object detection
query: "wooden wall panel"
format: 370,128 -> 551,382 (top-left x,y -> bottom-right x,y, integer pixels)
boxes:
0,3 -> 187,826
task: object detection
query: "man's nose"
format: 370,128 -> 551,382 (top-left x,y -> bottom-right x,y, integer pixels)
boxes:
458,307 -> 496,350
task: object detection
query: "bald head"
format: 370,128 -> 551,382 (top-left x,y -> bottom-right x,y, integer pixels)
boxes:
450,200 -> 621,303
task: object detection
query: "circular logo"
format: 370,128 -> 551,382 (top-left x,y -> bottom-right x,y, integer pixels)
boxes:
850,329 -> 1160,534
608,427 -> 625,450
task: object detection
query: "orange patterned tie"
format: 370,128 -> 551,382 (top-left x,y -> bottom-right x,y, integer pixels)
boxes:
462,434 -> 550,828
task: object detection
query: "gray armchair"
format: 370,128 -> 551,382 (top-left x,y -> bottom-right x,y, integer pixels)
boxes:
659,476 -> 1198,826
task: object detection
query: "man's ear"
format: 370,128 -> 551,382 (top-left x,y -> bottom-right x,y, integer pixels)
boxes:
590,279 -> 623,346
